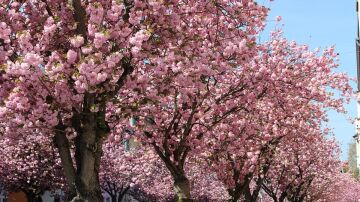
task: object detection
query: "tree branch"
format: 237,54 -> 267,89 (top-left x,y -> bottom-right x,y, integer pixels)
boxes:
72,0 -> 88,39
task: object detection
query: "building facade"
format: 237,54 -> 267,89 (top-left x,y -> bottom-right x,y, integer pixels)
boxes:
355,0 -> 360,170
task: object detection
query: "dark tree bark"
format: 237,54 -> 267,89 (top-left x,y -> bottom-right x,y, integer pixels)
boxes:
71,94 -> 106,202
109,194 -> 117,202
173,175 -> 192,202
54,129 -> 77,198
117,186 -> 130,202
102,180 -> 130,202
102,181 -> 117,202
25,191 -> 43,202
54,93 -> 108,202
228,186 -> 242,202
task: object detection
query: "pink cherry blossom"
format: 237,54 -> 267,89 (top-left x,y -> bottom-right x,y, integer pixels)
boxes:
275,15 -> 282,22
0,1 -> 354,201
66,49 -> 77,64
70,36 -> 84,48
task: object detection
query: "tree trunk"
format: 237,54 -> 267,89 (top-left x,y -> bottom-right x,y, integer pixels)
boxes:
174,176 -> 192,202
151,137 -> 193,202
54,126 -> 77,193
267,193 -> 279,202
279,193 -> 287,202
228,186 -> 241,202
272,197 -> 279,202
102,184 -> 117,202
249,178 -> 263,202
110,194 -> 117,202
72,112 -> 103,202
54,124 -> 103,202
229,193 -> 241,202
25,192 -> 42,202
117,186 -> 130,202
70,93 -> 108,202
228,177 -> 252,202
117,193 -> 124,202
243,186 -> 253,202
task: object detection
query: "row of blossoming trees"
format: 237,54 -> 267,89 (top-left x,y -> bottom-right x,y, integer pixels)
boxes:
0,0 -> 360,201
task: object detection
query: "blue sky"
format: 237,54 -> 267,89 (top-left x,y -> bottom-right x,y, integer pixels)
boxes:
260,0 -> 357,159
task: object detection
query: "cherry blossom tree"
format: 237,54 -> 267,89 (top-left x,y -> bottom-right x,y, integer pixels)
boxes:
261,134 -> 340,202
185,158 -> 229,201
111,9 -> 351,200
307,173 -> 360,202
0,1 -> 269,201
0,134 -> 64,202
199,32 -> 352,202
100,143 -> 131,202
111,3 -> 271,200
100,141 -> 162,202
100,139 -> 228,201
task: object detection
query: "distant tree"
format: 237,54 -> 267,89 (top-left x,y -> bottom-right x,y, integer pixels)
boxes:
100,140 -> 228,201
310,173 -> 360,202
0,134 -> 65,202
0,184 -> 5,197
